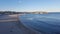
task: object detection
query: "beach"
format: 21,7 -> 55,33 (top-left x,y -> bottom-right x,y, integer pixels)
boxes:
0,14 -> 23,34
0,14 -> 41,34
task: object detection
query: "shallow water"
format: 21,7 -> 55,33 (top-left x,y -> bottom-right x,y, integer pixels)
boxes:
19,13 -> 60,34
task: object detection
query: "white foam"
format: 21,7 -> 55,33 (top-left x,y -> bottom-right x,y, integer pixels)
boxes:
27,18 -> 33,20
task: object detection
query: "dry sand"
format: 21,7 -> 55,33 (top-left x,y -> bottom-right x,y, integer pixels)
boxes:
0,14 -> 23,34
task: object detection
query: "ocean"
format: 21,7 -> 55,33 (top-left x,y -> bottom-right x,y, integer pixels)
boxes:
19,13 -> 60,34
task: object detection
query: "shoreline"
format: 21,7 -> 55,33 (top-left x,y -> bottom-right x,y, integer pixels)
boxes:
0,14 -> 41,34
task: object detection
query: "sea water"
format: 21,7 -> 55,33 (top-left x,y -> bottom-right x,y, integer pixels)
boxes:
19,13 -> 60,34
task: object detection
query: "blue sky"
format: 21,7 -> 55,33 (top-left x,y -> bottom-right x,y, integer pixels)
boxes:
0,0 -> 60,12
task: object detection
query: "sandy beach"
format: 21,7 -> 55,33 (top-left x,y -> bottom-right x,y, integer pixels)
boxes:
0,14 -> 23,34
0,14 -> 41,34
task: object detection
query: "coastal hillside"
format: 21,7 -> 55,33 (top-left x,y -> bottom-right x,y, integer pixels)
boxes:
0,11 -> 48,15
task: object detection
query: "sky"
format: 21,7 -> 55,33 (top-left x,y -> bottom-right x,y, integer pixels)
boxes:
0,0 -> 60,12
